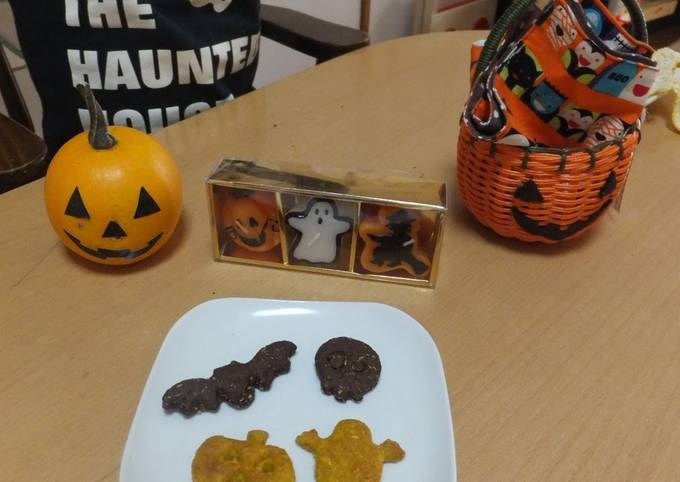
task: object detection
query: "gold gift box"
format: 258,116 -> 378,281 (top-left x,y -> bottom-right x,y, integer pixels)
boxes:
206,159 -> 447,287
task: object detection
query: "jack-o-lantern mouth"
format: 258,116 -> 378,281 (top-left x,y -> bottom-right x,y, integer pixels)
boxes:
236,227 -> 267,248
511,200 -> 611,241
227,225 -> 267,248
64,231 -> 163,260
227,219 -> 279,248
511,171 -> 616,241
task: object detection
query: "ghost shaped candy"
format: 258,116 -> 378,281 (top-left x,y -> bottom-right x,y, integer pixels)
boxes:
286,199 -> 352,264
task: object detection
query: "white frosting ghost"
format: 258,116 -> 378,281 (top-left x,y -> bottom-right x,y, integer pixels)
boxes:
188,0 -> 233,13
287,200 -> 351,264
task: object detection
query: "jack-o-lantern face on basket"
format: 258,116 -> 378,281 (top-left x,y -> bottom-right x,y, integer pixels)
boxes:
45,85 -> 182,265
221,191 -> 280,253
511,170 -> 617,241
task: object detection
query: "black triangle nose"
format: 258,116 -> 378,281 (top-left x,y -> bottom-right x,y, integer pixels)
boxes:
102,221 -> 127,238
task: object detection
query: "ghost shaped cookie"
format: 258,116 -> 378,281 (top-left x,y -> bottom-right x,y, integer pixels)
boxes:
286,198 -> 352,264
315,337 -> 381,402
193,430 -> 295,482
296,419 -> 405,482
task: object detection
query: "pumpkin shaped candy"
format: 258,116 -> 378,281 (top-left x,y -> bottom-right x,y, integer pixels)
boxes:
45,85 -> 182,265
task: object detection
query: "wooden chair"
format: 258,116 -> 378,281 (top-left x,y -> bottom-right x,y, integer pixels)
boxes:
261,5 -> 370,64
0,46 -> 46,194
0,5 -> 369,193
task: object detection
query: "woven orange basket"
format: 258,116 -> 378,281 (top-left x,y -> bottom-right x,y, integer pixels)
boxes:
456,0 -> 649,243
457,125 -> 639,243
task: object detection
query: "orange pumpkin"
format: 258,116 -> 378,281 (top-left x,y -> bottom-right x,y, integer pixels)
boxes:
44,85 -> 182,265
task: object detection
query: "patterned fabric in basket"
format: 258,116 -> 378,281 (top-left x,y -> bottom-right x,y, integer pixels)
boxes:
466,0 -> 657,148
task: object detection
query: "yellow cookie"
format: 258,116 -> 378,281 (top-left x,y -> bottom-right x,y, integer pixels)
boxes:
192,430 -> 295,482
296,419 -> 405,482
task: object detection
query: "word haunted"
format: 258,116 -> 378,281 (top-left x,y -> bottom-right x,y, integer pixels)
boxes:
68,34 -> 260,91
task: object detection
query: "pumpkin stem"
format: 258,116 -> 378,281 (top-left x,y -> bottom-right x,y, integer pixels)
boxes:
77,83 -> 117,150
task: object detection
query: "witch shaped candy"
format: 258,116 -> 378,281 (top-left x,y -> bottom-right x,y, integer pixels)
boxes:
359,206 -> 431,277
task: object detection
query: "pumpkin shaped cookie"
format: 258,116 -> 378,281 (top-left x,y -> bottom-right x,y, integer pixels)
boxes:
296,419 -> 405,482
192,430 -> 295,482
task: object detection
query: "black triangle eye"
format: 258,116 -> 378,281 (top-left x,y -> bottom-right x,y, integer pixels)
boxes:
64,187 -> 90,219
134,187 -> 161,219
514,180 -> 544,203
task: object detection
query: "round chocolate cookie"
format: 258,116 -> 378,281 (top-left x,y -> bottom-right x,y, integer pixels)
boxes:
315,337 -> 381,402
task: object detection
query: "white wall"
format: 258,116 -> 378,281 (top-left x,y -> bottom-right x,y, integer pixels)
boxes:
255,0 -> 414,87
370,0 -> 414,42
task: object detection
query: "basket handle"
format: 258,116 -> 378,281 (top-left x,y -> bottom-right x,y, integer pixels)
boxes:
474,0 -> 649,81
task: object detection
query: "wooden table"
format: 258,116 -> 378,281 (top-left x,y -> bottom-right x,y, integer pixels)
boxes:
2,31 -> 680,481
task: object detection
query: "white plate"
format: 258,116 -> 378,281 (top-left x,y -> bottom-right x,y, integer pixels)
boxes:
120,298 -> 456,482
